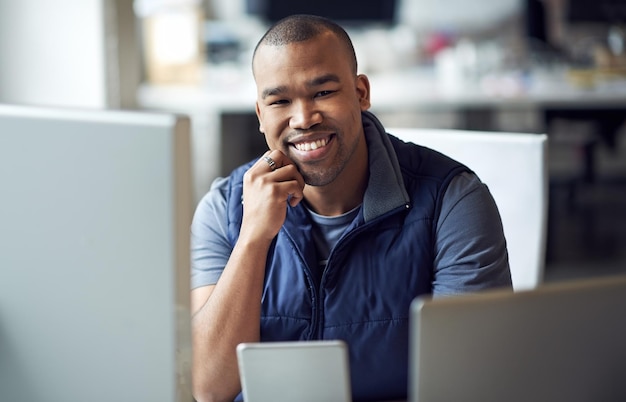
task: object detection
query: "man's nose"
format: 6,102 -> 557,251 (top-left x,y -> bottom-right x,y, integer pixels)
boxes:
289,100 -> 322,130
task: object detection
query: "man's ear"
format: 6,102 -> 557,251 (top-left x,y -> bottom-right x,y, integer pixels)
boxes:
255,101 -> 265,133
356,74 -> 371,111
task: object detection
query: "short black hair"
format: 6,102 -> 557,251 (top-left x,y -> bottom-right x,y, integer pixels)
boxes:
252,14 -> 357,74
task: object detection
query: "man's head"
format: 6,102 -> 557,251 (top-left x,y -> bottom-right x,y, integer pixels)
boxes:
252,14 -> 371,187
252,14 -> 358,76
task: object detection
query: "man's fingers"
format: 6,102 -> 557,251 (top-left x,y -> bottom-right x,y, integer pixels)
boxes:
261,149 -> 298,171
272,178 -> 304,206
261,155 -> 278,171
288,193 -> 303,207
245,150 -> 305,209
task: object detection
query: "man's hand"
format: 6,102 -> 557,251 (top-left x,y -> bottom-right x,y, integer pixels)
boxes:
240,150 -> 305,242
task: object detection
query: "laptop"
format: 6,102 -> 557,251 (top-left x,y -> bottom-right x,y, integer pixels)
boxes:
236,340 -> 352,402
409,274 -> 626,402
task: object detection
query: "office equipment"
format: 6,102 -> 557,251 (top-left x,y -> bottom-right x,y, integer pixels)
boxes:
389,128 -> 548,291
409,274 -> 626,402
236,340 -> 352,402
0,105 -> 193,402
566,0 -> 626,23
398,0 -> 522,35
246,0 -> 397,26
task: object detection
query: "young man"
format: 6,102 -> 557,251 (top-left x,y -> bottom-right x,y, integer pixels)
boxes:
190,14 -> 511,402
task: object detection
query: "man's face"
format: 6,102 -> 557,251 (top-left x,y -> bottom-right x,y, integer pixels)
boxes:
253,32 -> 371,186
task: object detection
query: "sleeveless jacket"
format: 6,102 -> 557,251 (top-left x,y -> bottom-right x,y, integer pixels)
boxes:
225,112 -> 468,401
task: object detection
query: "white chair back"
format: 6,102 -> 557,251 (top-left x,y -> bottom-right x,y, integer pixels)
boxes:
389,128 -> 548,291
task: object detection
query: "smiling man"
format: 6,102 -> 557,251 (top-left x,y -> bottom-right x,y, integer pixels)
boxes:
190,14 -> 512,402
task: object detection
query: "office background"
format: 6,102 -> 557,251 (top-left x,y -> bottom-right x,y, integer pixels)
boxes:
1,0 -> 625,282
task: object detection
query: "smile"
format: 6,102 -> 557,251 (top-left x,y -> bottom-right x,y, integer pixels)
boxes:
293,137 -> 329,151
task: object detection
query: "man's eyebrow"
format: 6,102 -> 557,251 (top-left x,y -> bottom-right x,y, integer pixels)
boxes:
307,74 -> 340,87
261,85 -> 287,100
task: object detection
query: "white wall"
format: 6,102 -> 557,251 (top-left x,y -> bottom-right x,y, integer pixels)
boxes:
0,0 -> 138,109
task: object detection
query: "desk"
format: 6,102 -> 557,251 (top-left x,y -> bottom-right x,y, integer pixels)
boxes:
137,65 -> 626,202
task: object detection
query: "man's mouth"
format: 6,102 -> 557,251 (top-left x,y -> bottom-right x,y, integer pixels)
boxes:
294,138 -> 328,151
292,135 -> 331,152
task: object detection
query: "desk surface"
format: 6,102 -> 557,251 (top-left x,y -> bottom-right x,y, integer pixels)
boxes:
137,65 -> 626,114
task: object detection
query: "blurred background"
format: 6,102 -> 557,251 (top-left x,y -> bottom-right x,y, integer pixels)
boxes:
1,0 -> 624,282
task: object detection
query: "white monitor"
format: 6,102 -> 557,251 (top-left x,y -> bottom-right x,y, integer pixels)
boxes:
0,105 -> 193,402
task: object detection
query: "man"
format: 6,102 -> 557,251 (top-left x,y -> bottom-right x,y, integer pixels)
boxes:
190,14 -> 511,402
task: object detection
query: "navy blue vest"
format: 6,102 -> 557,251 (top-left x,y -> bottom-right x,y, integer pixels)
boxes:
225,134 -> 467,401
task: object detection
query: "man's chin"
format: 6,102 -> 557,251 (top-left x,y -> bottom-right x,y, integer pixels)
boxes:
301,169 -> 337,187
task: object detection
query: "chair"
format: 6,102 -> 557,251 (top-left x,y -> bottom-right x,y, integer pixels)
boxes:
389,127 -> 548,291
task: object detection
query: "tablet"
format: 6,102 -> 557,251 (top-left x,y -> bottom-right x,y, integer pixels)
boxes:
236,340 -> 352,402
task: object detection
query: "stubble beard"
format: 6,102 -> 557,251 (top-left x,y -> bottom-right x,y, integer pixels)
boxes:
296,133 -> 360,187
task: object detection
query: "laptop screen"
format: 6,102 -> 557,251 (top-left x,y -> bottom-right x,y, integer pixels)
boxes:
410,275 -> 626,402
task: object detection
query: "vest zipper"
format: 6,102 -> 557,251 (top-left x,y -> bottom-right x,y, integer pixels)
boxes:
281,228 -> 319,340
318,204 -> 410,339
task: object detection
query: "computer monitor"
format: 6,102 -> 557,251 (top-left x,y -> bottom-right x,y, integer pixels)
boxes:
246,0 -> 398,27
566,0 -> 626,24
0,105 -> 193,402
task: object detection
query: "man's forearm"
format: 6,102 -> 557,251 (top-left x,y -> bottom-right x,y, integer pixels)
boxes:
191,237 -> 270,402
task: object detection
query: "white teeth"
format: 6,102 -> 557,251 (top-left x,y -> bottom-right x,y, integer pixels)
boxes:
295,138 -> 327,151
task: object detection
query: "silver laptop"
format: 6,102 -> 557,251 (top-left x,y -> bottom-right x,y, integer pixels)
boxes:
237,340 -> 351,402
410,275 -> 626,402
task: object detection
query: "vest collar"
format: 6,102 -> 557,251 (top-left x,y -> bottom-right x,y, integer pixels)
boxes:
361,111 -> 410,222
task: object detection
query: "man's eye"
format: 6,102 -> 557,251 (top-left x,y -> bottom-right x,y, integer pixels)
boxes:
270,99 -> 289,106
315,90 -> 334,98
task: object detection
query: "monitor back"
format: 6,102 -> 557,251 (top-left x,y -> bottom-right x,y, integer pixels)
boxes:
0,105 -> 193,402
410,275 -> 626,402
